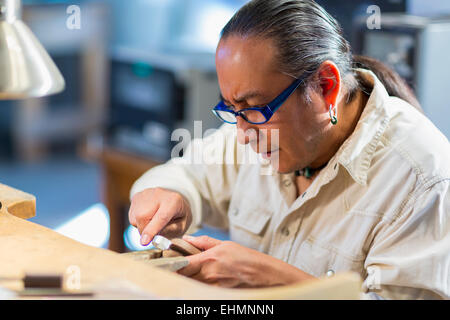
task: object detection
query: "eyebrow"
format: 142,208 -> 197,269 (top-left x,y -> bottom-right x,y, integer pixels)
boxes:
220,92 -> 267,105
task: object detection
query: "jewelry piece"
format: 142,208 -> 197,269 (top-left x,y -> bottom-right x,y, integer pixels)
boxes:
295,163 -> 328,179
329,104 -> 338,125
326,269 -> 335,277
295,167 -> 313,179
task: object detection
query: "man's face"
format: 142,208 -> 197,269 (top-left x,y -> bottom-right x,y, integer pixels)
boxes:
215,36 -> 327,173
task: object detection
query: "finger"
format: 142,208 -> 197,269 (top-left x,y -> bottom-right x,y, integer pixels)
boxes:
140,197 -> 188,245
177,253 -> 204,277
182,235 -> 222,250
128,208 -> 137,227
190,273 -> 239,288
128,200 -> 137,227
209,279 -> 241,288
140,207 -> 174,245
135,202 -> 160,235
130,196 -> 160,233
190,272 -> 206,282
129,205 -> 147,228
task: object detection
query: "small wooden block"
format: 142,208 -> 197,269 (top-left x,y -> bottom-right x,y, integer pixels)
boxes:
170,238 -> 202,256
162,249 -> 183,258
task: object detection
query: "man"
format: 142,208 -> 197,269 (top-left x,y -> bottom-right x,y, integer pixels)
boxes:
129,0 -> 449,299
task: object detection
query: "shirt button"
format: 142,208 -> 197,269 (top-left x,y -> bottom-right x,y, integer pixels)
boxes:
281,226 -> 290,237
260,157 -> 271,166
326,269 -> 335,277
283,180 -> 292,187
232,208 -> 239,216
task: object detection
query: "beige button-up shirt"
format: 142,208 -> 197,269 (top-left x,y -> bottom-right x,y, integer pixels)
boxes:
131,69 -> 450,299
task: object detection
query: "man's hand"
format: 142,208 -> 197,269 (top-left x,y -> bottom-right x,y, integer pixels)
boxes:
128,188 -> 192,245
177,235 -> 315,288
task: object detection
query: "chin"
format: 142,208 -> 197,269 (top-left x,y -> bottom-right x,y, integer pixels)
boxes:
273,157 -> 306,174
264,150 -> 302,174
271,160 -> 294,174
276,166 -> 294,174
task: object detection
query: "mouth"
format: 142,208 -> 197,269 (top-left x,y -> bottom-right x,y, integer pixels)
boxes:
261,149 -> 279,160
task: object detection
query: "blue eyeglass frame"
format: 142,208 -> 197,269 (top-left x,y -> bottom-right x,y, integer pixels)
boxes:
212,72 -> 310,125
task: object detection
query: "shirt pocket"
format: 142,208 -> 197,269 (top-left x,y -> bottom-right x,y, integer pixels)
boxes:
228,206 -> 271,251
294,236 -> 366,278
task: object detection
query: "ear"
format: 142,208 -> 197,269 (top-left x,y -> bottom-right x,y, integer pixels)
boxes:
317,60 -> 341,108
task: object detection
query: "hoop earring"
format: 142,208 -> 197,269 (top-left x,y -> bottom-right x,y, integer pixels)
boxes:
329,104 -> 338,125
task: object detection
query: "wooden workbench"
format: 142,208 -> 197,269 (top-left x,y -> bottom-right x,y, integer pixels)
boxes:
0,183 -> 362,299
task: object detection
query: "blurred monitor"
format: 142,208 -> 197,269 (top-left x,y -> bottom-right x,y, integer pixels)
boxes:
108,60 -> 185,161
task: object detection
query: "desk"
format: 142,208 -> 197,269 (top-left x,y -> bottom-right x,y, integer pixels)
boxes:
98,147 -> 161,252
0,175 -> 362,299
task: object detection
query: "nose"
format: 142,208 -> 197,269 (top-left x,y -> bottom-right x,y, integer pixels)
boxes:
236,117 -> 258,146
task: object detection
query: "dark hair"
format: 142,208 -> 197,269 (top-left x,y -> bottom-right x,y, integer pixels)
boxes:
352,55 -> 421,110
221,0 -> 422,112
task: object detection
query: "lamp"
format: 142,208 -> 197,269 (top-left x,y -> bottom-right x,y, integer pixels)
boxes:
0,0 -> 65,99
0,0 -> 64,218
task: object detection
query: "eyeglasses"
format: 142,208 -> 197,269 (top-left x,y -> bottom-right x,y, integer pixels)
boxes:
212,72 -> 310,125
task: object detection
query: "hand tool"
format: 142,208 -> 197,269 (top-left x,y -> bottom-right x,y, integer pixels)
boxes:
152,235 -> 201,256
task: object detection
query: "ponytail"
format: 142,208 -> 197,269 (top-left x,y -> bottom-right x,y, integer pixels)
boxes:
352,55 -> 423,113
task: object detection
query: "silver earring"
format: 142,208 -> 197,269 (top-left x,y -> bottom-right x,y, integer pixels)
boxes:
329,104 -> 338,125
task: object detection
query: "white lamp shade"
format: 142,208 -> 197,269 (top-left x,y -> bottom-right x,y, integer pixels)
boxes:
0,0 -> 65,99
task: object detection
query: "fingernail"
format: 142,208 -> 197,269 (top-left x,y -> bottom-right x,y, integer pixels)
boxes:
141,234 -> 150,246
182,235 -> 194,241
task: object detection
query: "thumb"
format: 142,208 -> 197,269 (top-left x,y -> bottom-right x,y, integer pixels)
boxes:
182,235 -> 222,251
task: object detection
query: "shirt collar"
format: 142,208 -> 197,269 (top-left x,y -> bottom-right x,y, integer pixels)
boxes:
335,68 -> 392,186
